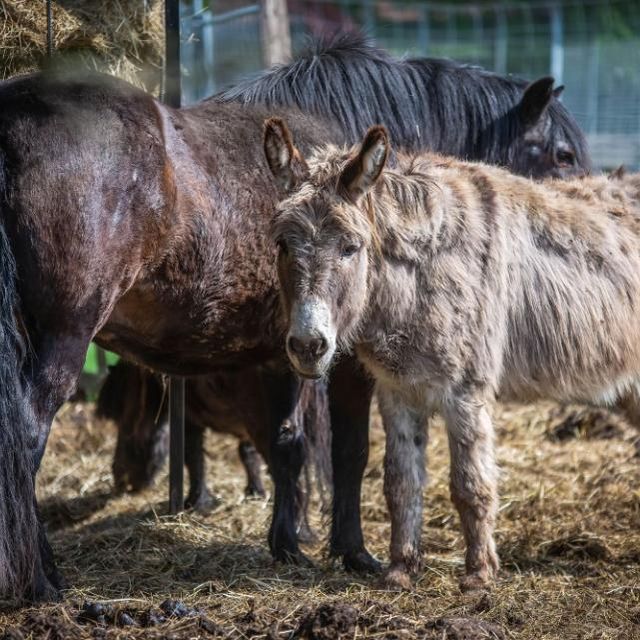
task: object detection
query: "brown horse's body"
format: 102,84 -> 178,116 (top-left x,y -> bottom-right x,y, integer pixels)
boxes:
0,73 -> 341,599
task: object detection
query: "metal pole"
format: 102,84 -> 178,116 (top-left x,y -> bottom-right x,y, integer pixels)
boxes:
494,7 -> 507,75
169,377 -> 185,514
164,0 -> 185,514
46,0 -> 53,58
550,4 -> 564,86
164,0 -> 182,108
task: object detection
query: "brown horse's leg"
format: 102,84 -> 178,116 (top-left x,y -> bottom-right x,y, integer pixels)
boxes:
238,441 -> 265,498
378,387 -> 427,590
26,331 -> 95,599
443,393 -> 499,592
264,368 -> 312,565
328,355 -> 381,573
184,421 -> 216,511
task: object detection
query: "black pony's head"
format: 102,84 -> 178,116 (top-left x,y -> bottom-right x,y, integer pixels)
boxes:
221,33 -> 591,180
505,76 -> 590,179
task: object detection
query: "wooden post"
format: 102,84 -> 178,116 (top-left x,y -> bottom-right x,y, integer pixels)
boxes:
164,0 -> 185,515
260,0 -> 292,67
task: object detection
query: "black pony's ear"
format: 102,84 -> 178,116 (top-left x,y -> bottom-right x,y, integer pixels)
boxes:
519,76 -> 557,128
338,125 -> 389,203
263,117 -> 309,193
609,165 -> 626,180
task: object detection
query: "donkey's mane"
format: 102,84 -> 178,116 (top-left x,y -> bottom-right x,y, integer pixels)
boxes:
217,33 -> 589,170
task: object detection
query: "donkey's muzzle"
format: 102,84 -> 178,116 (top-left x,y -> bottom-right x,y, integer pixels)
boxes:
287,335 -> 328,359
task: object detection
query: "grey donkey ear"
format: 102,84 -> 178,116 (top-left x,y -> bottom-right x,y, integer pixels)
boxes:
338,125 -> 389,203
263,117 -> 309,193
519,76 -> 557,128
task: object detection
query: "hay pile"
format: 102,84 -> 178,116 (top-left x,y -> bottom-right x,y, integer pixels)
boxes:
0,0 -> 164,92
1,400 -> 639,638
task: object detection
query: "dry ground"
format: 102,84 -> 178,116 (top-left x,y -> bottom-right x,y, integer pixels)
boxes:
1,399 -> 639,639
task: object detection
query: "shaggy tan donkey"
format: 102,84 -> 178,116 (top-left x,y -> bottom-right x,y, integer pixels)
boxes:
263,117 -> 640,591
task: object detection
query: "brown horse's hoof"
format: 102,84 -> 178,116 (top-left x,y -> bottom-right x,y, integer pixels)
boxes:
382,567 -> 413,591
342,549 -> 382,574
459,573 -> 492,594
274,548 -> 315,568
31,574 -> 63,603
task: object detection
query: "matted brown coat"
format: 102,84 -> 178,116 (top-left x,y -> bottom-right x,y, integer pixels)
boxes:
264,118 -> 640,590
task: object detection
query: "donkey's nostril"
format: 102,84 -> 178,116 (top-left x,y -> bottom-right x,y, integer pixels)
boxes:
287,334 -> 328,358
288,335 -> 306,356
308,336 -> 328,357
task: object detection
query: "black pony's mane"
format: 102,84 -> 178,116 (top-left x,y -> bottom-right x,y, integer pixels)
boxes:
216,33 -> 590,172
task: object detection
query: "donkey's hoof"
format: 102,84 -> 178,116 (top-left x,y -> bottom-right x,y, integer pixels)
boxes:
244,484 -> 266,499
296,523 -> 318,545
343,549 -> 382,574
382,567 -> 413,591
459,573 -> 492,593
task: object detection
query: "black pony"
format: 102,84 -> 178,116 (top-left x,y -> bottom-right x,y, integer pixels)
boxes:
219,33 -> 589,179
0,34 -> 590,602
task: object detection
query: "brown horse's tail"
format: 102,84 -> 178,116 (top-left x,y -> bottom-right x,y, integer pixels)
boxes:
0,219 -> 38,600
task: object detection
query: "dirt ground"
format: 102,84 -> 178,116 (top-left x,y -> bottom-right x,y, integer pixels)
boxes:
1,399 -> 639,639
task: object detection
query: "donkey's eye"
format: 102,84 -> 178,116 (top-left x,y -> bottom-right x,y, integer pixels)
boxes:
341,243 -> 360,258
277,239 -> 289,255
556,150 -> 575,167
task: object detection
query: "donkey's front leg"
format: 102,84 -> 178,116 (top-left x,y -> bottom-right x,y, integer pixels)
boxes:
443,393 -> 499,591
378,387 -> 427,590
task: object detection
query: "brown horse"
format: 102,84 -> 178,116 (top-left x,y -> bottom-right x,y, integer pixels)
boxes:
0,37 -> 590,601
98,360 -> 330,530
264,120 -> 640,591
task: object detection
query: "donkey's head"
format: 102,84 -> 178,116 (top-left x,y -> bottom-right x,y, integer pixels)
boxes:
509,77 -> 588,179
264,118 -> 387,378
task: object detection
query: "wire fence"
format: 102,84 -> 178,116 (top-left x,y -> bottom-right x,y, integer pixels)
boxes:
180,0 -> 640,169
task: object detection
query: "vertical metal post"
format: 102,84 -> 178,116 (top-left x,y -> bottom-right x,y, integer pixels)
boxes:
418,5 -> 429,55
46,0 -> 53,58
494,6 -> 507,75
164,0 -> 182,108
164,0 -> 185,514
550,4 -> 564,86
169,377 -> 185,514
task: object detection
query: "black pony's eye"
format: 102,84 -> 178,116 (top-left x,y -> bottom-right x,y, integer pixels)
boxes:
341,243 -> 360,258
556,150 -> 575,167
276,238 -> 288,255
527,143 -> 542,157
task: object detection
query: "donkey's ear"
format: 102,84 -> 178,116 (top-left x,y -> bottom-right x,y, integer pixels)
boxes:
519,76 -> 556,128
339,125 -> 389,202
263,117 -> 308,193
553,85 -> 565,98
